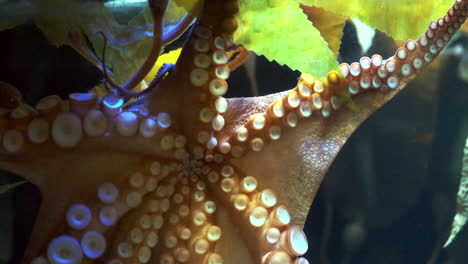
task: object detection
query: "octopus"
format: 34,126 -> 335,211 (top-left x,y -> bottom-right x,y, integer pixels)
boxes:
0,0 -> 466,263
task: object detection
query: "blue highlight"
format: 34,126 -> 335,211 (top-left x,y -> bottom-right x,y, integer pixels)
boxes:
81,231 -> 106,259
66,204 -> 91,230
47,235 -> 82,264
103,96 -> 124,109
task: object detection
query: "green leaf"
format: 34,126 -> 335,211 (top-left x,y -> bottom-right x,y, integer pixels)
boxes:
234,0 -> 339,77
73,1 -> 188,85
0,0 -> 188,86
32,0 -> 113,47
86,15 -> 153,84
297,0 -> 453,40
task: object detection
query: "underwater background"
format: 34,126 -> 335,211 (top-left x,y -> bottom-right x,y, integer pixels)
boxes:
0,0 -> 468,263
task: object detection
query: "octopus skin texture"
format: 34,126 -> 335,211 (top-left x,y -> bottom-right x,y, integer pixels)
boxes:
0,0 -> 467,263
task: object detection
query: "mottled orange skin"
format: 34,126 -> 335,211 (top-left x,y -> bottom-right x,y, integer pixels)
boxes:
0,0 -> 466,263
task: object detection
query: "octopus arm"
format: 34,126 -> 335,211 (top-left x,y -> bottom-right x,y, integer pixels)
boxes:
230,82 -> 402,227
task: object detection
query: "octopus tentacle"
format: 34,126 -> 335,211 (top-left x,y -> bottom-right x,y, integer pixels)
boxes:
124,63 -> 175,108
101,0 -> 167,96
162,13 -> 197,46
201,0 -> 468,233
98,32 -> 139,98
188,26 -> 232,156
340,1 -> 465,94
0,94 -> 182,188
217,0 -> 468,160
143,21 -> 234,162
103,163 -> 177,263
206,163 -> 308,263
0,0 -> 466,264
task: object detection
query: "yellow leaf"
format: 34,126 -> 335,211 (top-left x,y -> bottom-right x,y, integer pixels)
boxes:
144,48 -> 182,84
462,20 -> 468,32
172,0 -> 204,16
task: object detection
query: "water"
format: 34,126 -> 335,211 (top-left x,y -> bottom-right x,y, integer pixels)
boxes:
0,1 -> 467,264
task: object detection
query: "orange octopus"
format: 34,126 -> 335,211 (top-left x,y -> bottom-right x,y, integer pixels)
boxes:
0,0 -> 467,263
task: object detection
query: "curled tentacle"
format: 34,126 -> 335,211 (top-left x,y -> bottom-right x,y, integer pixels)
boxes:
98,0 -> 167,97
162,13 -> 197,46
124,63 -> 175,108
1,0 -> 466,264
